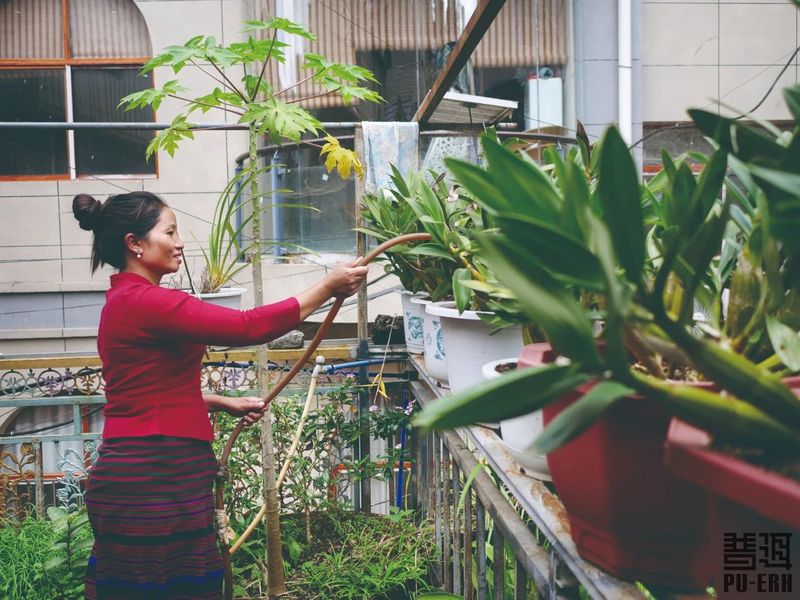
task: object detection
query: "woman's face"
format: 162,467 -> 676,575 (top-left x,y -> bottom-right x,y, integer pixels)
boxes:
139,208 -> 185,276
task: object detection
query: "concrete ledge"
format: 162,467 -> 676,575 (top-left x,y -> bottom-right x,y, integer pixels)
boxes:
0,328 -> 98,340
0,281 -> 109,294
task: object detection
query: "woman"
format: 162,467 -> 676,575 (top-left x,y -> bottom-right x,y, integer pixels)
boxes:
72,191 -> 367,599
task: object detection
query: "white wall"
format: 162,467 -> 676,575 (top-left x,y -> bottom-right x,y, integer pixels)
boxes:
0,0 -> 401,355
642,0 -> 799,122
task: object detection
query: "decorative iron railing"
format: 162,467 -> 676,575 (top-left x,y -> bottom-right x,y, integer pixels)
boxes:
0,346 -> 359,519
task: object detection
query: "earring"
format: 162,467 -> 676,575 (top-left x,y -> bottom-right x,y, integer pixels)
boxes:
136,251 -> 142,259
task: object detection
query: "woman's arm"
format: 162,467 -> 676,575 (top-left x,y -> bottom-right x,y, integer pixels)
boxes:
204,394 -> 265,425
136,262 -> 368,346
295,261 -> 369,320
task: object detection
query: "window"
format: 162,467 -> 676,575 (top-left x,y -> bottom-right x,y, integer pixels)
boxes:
0,0 -> 154,178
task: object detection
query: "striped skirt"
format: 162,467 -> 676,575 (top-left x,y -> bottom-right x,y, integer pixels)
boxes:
84,436 -> 223,600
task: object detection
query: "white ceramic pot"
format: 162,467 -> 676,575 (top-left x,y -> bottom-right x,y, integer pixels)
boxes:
482,358 -> 551,481
195,287 -> 247,310
426,302 -> 523,394
411,296 -> 448,386
399,290 -> 425,354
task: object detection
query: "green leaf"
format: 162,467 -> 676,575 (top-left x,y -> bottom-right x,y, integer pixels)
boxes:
413,363 -> 591,429
532,380 -> 634,453
480,134 -> 561,223
415,594 -> 465,599
557,157 -> 592,240
766,317 -> 800,371
242,17 -> 317,40
596,126 -> 645,284
46,506 -> 67,522
402,244 -> 455,262
479,233 -> 601,367
240,98 -> 320,142
690,149 -> 727,224
44,556 -> 67,571
783,85 -> 800,123
495,215 -> 604,292
146,114 -> 194,159
452,268 -> 472,312
690,109 -> 734,150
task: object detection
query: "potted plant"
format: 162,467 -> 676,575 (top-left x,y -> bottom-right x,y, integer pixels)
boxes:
359,166 -> 429,353
414,104 -> 800,590
362,160 -> 533,390
481,352 -> 550,480
120,18 -> 382,598
662,92 -> 800,595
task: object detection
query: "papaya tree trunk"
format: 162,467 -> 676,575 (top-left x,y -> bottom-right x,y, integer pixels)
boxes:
248,125 -> 286,596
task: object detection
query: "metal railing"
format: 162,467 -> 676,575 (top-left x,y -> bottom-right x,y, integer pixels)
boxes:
405,355 -> 699,600
0,347 -> 360,519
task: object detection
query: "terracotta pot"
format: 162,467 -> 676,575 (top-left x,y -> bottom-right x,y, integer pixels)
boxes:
518,343 -> 710,589
665,417 -> 800,599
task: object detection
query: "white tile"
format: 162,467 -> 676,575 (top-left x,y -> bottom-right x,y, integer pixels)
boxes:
643,65 -> 719,121
0,338 -> 66,355
643,3 -> 718,66
720,4 -> 797,65
0,196 -> 61,248
0,181 -> 59,198
719,65 -> 796,120
141,134 -> 233,194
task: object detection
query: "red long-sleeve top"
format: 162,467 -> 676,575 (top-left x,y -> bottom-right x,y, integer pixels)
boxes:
97,272 -> 301,441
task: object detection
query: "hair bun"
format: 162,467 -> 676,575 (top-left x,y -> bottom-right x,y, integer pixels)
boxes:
72,194 -> 103,231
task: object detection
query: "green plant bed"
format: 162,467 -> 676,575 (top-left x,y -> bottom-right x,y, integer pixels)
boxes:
0,508 -> 93,600
231,508 -> 436,600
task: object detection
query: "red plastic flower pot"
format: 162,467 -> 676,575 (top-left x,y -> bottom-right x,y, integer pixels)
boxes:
665,418 -> 800,600
518,343 -> 711,590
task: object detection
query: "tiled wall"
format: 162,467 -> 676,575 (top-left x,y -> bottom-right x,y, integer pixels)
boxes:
0,0 -> 401,354
642,0 -> 799,122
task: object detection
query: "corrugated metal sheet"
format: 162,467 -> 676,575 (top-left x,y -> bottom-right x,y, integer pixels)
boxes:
258,0 -> 568,109
0,0 -> 64,60
474,0 -> 568,69
69,0 -> 151,59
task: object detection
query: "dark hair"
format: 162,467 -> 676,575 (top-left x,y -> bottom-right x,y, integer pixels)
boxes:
72,191 -> 167,272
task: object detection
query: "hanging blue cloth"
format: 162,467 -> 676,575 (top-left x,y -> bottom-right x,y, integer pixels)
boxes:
361,121 -> 419,195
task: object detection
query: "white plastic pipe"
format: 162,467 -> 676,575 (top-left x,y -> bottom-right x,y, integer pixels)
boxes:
618,0 -> 632,144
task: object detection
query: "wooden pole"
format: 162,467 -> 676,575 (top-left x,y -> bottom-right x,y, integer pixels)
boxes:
413,0 -> 507,123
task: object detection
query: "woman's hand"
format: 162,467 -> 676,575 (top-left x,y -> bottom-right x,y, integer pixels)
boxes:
295,260 -> 370,320
323,260 -> 369,298
222,396 -> 265,425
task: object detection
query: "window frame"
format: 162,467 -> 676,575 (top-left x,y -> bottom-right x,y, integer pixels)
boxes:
0,0 -> 157,182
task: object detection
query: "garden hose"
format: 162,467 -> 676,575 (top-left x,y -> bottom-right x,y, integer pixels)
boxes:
215,232 -> 432,599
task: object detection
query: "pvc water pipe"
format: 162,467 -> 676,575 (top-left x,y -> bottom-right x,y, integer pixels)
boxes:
618,0 -> 633,144
323,358 -> 407,373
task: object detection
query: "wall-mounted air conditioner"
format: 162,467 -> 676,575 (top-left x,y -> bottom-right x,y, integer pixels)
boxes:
525,76 -> 563,130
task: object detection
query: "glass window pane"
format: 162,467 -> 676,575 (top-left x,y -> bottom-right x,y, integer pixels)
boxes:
0,69 -> 68,176
258,144 -> 356,255
71,67 -> 155,176
0,0 -> 64,59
